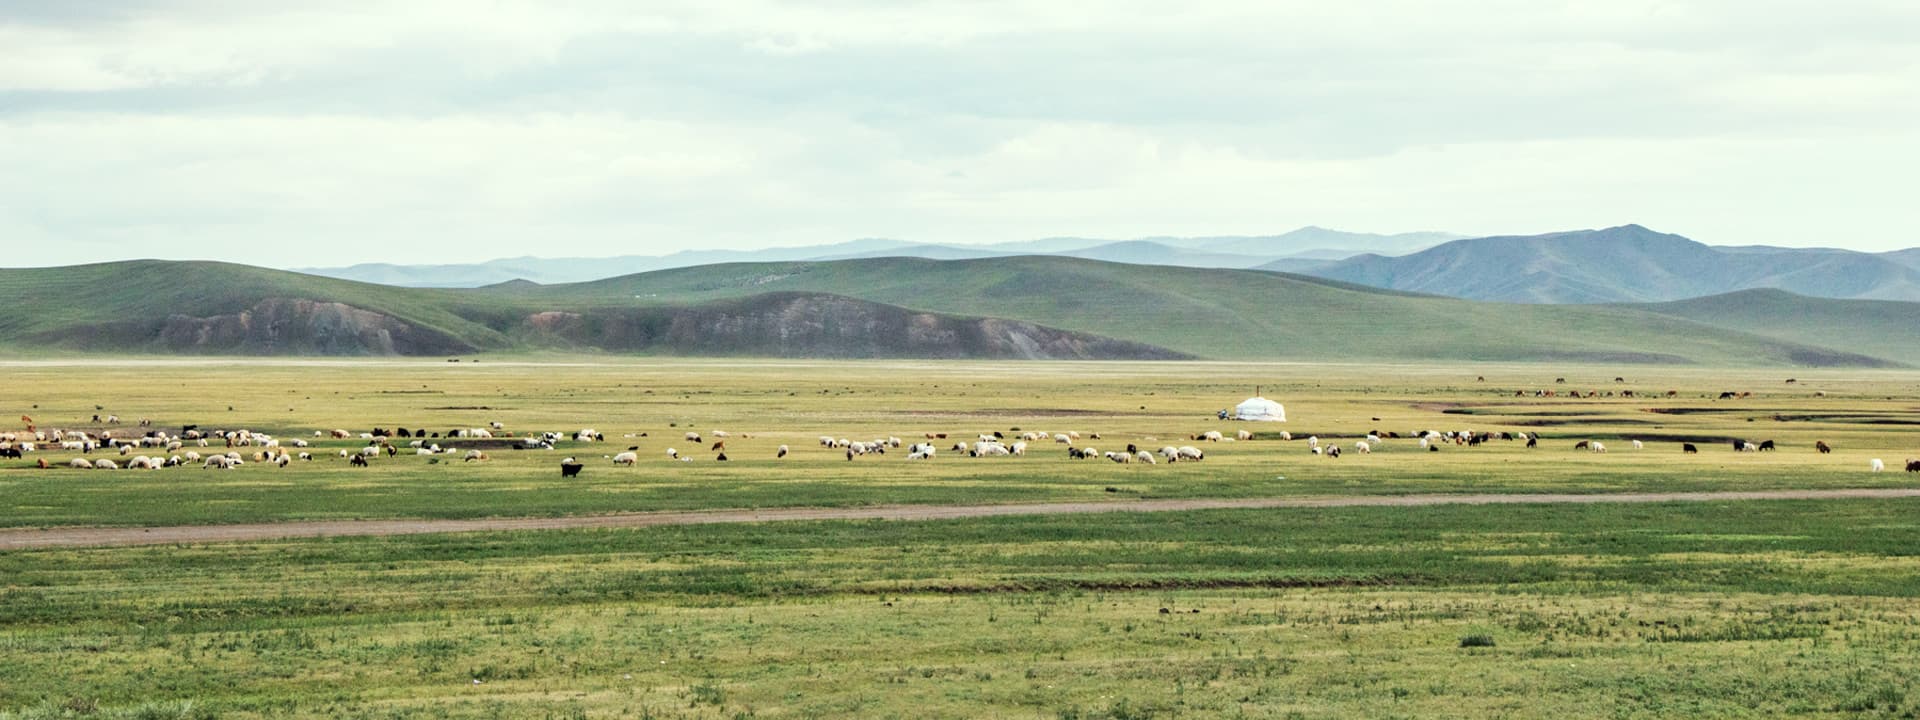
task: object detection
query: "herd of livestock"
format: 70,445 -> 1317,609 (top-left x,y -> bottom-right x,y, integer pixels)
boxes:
5,419 -> 1915,475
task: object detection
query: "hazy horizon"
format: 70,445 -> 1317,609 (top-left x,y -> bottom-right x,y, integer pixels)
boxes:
4,2 -> 1917,267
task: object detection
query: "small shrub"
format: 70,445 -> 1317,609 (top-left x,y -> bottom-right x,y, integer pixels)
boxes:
1459,634 -> 1496,648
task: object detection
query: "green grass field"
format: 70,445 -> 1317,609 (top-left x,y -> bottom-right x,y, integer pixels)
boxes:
3,359 -> 1919,718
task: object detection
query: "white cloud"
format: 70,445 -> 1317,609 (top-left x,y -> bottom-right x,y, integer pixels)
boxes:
0,0 -> 1916,265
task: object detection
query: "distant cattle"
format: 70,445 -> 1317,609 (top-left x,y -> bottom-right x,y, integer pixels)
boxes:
1816,440 -> 1832,454
560,462 -> 583,478
1682,443 -> 1698,454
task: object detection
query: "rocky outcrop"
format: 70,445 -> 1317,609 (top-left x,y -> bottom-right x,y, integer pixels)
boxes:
517,292 -> 1190,360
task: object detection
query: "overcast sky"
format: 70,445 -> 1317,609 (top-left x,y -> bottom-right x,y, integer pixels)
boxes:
3,1 -> 1917,267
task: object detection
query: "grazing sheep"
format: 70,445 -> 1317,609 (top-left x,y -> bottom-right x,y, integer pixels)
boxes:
93,459 -> 118,470
684,432 -> 702,443
1907,459 -> 1920,473
1200,431 -> 1224,442
1630,440 -> 1644,450
297,452 -> 312,461
1816,441 -> 1832,454
1573,441 -> 1590,451
1591,442 -> 1607,453
463,450 -> 489,462
1235,430 -> 1252,441
561,461 -> 583,478
1104,451 -> 1130,464
1682,443 -> 1698,454
1758,440 -> 1775,451
1741,442 -> 1759,452
715,452 -> 729,461
1136,451 -> 1157,464
68,458 -> 92,469
1870,458 -> 1885,472
612,451 -> 638,466
1354,441 -> 1370,454
1279,431 -> 1292,441
1011,441 -> 1027,456
349,454 -> 367,467
1177,446 -> 1204,462
777,445 -> 789,458
1325,446 -> 1341,458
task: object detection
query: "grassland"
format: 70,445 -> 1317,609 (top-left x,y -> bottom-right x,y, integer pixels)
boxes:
3,360 -> 1918,528
3,359 -> 1919,718
6,500 -> 1920,718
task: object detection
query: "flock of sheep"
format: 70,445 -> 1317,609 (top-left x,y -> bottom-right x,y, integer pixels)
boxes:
6,417 -> 1915,476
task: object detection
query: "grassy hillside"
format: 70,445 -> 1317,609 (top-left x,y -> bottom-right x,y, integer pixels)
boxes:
1631,289 -> 1920,366
519,255 -> 1901,366
0,257 -> 1907,365
1310,225 -> 1920,303
0,260 -> 512,354
0,261 -> 1181,360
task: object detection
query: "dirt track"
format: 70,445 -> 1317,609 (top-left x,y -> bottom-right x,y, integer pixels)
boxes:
5,487 -> 1918,551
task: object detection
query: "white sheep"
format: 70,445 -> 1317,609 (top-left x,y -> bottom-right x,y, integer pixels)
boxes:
777,445 -> 789,458
1591,442 -> 1608,453
1177,446 -> 1204,462
1201,431 -> 1224,442
666,448 -> 679,459
1631,440 -> 1644,450
93,459 -> 118,470
1355,441 -> 1371,454
1279,431 -> 1292,441
68,458 -> 93,469
613,451 -> 638,466
1236,430 -> 1252,441
685,431 -> 702,442
1307,436 -> 1319,449
1011,441 -> 1027,456
1136,450 -> 1157,464
1104,451 -> 1130,463
1871,458 -> 1885,472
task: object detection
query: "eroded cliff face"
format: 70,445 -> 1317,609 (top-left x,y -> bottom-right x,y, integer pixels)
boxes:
514,292 -> 1190,360
135,298 -> 477,355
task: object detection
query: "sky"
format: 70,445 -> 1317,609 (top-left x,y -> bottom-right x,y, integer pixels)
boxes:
2,1 -> 1917,267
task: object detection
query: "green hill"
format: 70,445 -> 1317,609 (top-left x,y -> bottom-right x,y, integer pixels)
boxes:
0,261 -> 1182,360
1629,289 -> 1920,365
0,257 -> 1906,366
520,256 -> 1901,366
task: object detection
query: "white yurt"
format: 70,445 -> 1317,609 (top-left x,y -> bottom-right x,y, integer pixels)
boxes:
1234,396 -> 1286,422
